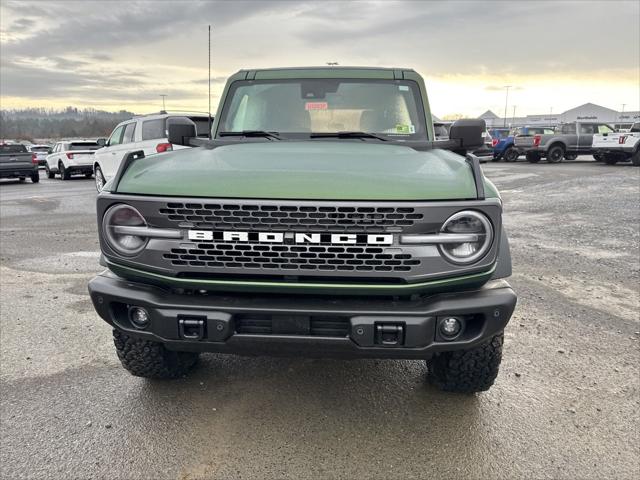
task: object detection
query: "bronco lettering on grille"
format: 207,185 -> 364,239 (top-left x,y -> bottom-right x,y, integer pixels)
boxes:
188,230 -> 393,245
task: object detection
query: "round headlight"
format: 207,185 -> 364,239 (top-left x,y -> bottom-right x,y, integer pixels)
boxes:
439,210 -> 493,264
103,204 -> 147,256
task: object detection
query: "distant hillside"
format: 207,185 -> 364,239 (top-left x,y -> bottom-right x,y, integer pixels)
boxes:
0,107 -> 136,141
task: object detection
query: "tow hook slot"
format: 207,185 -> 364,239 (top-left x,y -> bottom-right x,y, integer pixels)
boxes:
375,323 -> 405,346
178,317 -> 205,340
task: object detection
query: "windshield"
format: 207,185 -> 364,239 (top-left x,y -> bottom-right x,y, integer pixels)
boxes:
217,79 -> 428,141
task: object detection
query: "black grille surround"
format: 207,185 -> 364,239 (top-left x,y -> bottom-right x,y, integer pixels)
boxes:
98,195 -> 504,285
159,202 -> 423,233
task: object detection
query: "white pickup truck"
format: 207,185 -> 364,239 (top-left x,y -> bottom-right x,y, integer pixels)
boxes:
592,122 -> 640,165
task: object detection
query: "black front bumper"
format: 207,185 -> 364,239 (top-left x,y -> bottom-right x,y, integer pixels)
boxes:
88,271 -> 517,359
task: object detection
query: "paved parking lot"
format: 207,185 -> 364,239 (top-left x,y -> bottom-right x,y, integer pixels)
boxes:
1,159 -> 639,479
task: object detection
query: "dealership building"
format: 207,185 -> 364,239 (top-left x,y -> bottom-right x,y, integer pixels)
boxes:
477,103 -> 640,129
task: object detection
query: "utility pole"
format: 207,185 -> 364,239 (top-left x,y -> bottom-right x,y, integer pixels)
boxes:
503,85 -> 511,127
620,103 -> 626,123
512,105 -> 516,126
160,94 -> 167,111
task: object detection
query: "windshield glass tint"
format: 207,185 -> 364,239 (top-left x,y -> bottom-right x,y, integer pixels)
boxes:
69,142 -> 100,151
218,79 -> 427,140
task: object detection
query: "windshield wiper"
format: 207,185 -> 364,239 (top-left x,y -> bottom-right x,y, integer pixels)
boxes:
310,131 -> 388,141
219,130 -> 281,140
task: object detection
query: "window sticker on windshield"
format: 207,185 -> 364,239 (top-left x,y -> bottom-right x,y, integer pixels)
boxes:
305,101 -> 328,111
398,85 -> 409,91
395,124 -> 415,134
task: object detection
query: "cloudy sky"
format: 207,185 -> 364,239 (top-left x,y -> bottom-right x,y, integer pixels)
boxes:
1,0 -> 638,117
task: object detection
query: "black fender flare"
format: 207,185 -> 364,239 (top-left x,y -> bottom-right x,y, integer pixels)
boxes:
491,227 -> 512,279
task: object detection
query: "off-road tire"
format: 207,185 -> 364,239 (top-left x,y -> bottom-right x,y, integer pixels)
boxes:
504,147 -> 519,162
546,144 -> 564,163
45,165 -> 55,179
526,152 -> 541,163
564,153 -> 577,161
427,333 -> 504,393
59,162 -> 71,180
631,150 -> 640,166
113,330 -> 199,379
31,172 -> 40,183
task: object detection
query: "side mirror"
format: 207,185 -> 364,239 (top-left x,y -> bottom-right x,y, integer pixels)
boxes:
449,119 -> 486,149
96,138 -> 106,147
167,117 -> 197,146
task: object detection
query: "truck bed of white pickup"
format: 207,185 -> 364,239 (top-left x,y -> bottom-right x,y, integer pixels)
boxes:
592,123 -> 640,165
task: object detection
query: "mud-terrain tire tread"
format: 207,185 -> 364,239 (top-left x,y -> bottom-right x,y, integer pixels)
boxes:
31,172 -> 39,183
113,330 -> 199,379
427,333 -> 503,393
631,150 -> 639,166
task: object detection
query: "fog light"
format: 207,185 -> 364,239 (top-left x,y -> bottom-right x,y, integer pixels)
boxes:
440,317 -> 462,338
129,307 -> 150,329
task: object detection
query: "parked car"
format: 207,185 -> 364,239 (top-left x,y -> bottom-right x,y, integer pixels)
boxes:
92,112 -> 212,192
592,121 -> 640,165
45,140 -> 101,180
514,121 -> 615,163
496,126 -> 555,162
88,66 -> 516,394
29,144 -> 52,167
0,143 -> 39,183
471,129 -> 495,161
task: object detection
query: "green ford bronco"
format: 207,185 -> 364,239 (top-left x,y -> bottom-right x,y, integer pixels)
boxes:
88,67 -> 516,393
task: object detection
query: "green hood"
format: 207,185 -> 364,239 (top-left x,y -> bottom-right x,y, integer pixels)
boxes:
115,141 -> 497,201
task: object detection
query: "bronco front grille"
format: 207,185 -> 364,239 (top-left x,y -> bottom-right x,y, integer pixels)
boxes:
163,243 -> 420,272
158,202 -> 423,232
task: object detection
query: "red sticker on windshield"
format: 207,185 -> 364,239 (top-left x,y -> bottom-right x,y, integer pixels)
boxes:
305,102 -> 328,110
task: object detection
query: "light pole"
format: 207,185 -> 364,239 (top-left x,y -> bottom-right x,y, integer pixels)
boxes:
512,105 -> 516,126
503,85 -> 511,127
160,94 -> 167,111
621,103 -> 626,123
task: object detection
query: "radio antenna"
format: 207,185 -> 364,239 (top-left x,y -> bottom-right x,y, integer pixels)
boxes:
208,25 -> 212,139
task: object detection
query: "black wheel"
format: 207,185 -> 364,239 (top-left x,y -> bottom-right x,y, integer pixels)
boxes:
526,152 -> 541,163
631,150 -> 640,166
94,165 -> 105,192
31,172 -> 40,183
113,330 -> 199,379
59,162 -> 70,180
427,333 -> 504,393
45,165 -> 55,179
593,153 -> 603,162
547,144 -> 564,163
504,147 -> 519,162
604,154 -> 618,165
564,153 -> 577,161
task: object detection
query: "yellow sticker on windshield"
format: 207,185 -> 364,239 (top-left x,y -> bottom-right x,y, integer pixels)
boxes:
395,124 -> 415,134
